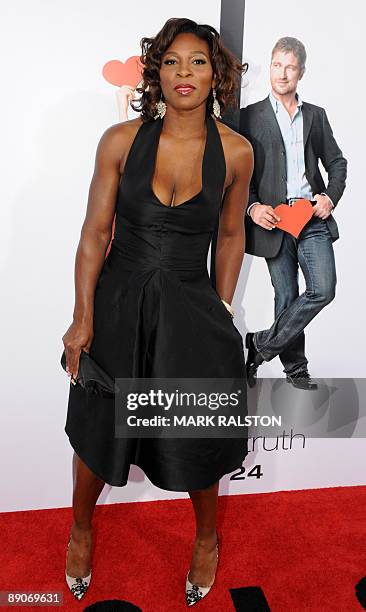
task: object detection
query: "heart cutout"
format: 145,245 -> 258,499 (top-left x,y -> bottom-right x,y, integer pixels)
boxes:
274,199 -> 314,238
102,56 -> 143,88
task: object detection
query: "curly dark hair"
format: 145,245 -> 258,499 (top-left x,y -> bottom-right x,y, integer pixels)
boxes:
130,17 -> 248,122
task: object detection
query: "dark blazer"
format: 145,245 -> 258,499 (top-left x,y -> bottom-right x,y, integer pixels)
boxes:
239,96 -> 347,258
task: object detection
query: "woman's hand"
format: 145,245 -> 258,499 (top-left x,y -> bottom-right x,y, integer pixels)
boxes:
62,320 -> 94,382
116,85 -> 135,122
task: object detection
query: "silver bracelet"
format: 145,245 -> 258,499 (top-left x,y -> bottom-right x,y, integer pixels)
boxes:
247,202 -> 256,218
221,299 -> 234,318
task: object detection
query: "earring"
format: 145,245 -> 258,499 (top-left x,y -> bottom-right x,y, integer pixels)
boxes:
212,88 -> 221,119
153,96 -> 167,120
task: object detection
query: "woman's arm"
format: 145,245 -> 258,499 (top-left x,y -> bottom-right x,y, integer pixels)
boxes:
73,125 -> 123,324
116,85 -> 135,122
62,122 -> 128,380
215,134 -> 254,305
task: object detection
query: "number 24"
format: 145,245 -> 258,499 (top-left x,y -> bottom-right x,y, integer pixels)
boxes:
230,464 -> 263,480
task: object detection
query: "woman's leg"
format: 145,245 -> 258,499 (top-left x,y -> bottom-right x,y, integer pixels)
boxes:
188,481 -> 219,586
66,452 -> 105,577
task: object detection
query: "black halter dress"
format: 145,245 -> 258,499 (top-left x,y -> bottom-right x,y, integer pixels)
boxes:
65,112 -> 248,491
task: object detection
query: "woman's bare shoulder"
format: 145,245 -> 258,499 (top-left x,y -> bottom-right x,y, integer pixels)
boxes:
95,117 -> 145,171
99,117 -> 144,147
215,118 -> 253,185
216,119 -> 253,157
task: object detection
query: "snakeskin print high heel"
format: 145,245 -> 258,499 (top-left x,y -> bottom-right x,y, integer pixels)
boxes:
185,531 -> 219,606
65,535 -> 92,601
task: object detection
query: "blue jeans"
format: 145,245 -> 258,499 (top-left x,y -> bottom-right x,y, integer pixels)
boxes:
254,216 -> 337,376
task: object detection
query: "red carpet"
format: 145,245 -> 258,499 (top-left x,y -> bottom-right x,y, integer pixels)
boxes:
1,485 -> 365,611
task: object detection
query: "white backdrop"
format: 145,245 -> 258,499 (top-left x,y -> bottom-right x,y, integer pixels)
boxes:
0,0 -> 364,512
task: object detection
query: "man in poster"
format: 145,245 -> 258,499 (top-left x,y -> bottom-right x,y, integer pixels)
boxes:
239,37 -> 347,389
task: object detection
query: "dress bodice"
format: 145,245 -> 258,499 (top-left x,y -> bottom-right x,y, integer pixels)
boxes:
110,113 -> 226,272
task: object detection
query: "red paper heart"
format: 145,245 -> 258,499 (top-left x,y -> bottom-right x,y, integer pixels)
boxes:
274,199 -> 314,238
102,56 -> 143,88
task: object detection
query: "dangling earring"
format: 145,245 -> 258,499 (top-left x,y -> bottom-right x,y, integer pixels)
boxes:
212,88 -> 221,119
153,96 -> 167,120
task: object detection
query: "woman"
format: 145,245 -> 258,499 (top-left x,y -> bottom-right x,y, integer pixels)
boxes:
62,17 -> 253,606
